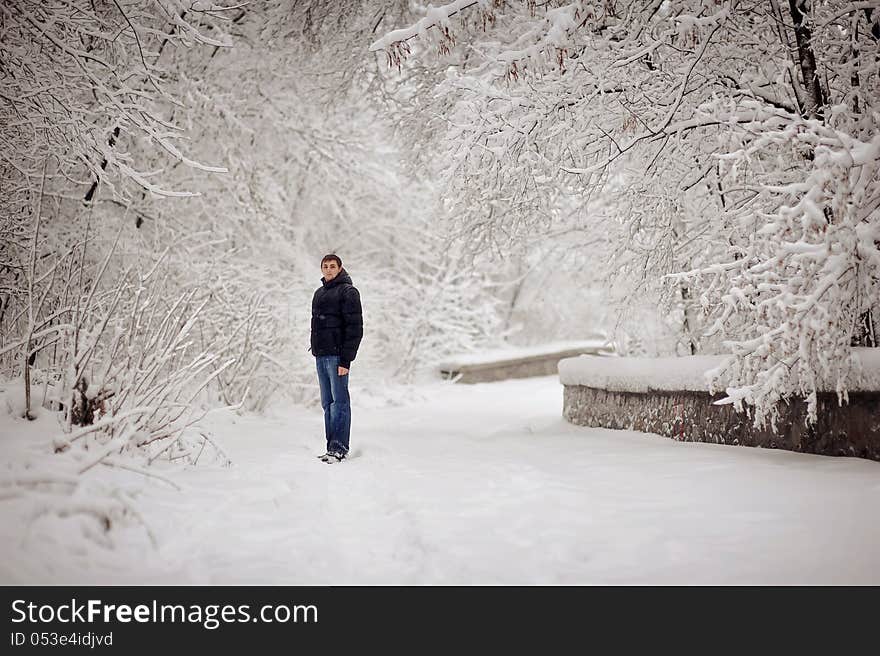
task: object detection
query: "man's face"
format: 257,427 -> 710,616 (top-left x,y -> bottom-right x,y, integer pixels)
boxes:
321,259 -> 340,282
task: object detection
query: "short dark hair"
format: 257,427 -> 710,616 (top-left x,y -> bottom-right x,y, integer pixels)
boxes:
321,253 -> 342,268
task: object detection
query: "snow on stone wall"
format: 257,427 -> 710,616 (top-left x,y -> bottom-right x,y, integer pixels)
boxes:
439,338 -> 611,369
558,349 -> 880,393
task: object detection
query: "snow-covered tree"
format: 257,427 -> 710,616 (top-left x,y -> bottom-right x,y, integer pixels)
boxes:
1,0 -> 240,432
1,0 -> 508,453
372,0 -> 880,425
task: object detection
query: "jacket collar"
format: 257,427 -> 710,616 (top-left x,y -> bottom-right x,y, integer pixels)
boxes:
321,269 -> 352,288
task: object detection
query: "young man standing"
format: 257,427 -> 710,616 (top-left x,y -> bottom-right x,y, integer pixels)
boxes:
310,254 -> 363,463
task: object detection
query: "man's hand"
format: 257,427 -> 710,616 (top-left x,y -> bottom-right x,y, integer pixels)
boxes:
338,366 -> 349,376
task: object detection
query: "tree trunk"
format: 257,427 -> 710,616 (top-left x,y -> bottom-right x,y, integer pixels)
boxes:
847,10 -> 878,347
787,0 -> 826,119
680,284 -> 698,355
853,311 -> 877,348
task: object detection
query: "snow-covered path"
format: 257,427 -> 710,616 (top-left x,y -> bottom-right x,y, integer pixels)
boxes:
3,376 -> 879,584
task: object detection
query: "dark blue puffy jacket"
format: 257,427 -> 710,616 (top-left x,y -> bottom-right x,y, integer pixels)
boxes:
309,270 -> 363,369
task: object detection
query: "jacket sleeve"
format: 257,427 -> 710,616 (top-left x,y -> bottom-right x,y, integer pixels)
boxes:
339,286 -> 363,369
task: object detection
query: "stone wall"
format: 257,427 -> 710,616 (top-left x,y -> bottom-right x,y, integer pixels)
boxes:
440,356 -> 560,383
440,346 -> 613,384
563,385 -> 880,461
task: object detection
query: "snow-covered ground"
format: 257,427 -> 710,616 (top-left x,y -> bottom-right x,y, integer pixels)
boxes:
2,375 -> 879,585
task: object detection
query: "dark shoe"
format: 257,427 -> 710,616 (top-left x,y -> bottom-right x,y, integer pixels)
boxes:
324,450 -> 345,463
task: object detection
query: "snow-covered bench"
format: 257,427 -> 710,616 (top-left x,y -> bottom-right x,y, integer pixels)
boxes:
559,351 -> 880,461
439,339 -> 614,384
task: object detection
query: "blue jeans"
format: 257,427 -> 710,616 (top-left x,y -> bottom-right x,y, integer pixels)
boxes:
315,355 -> 350,455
